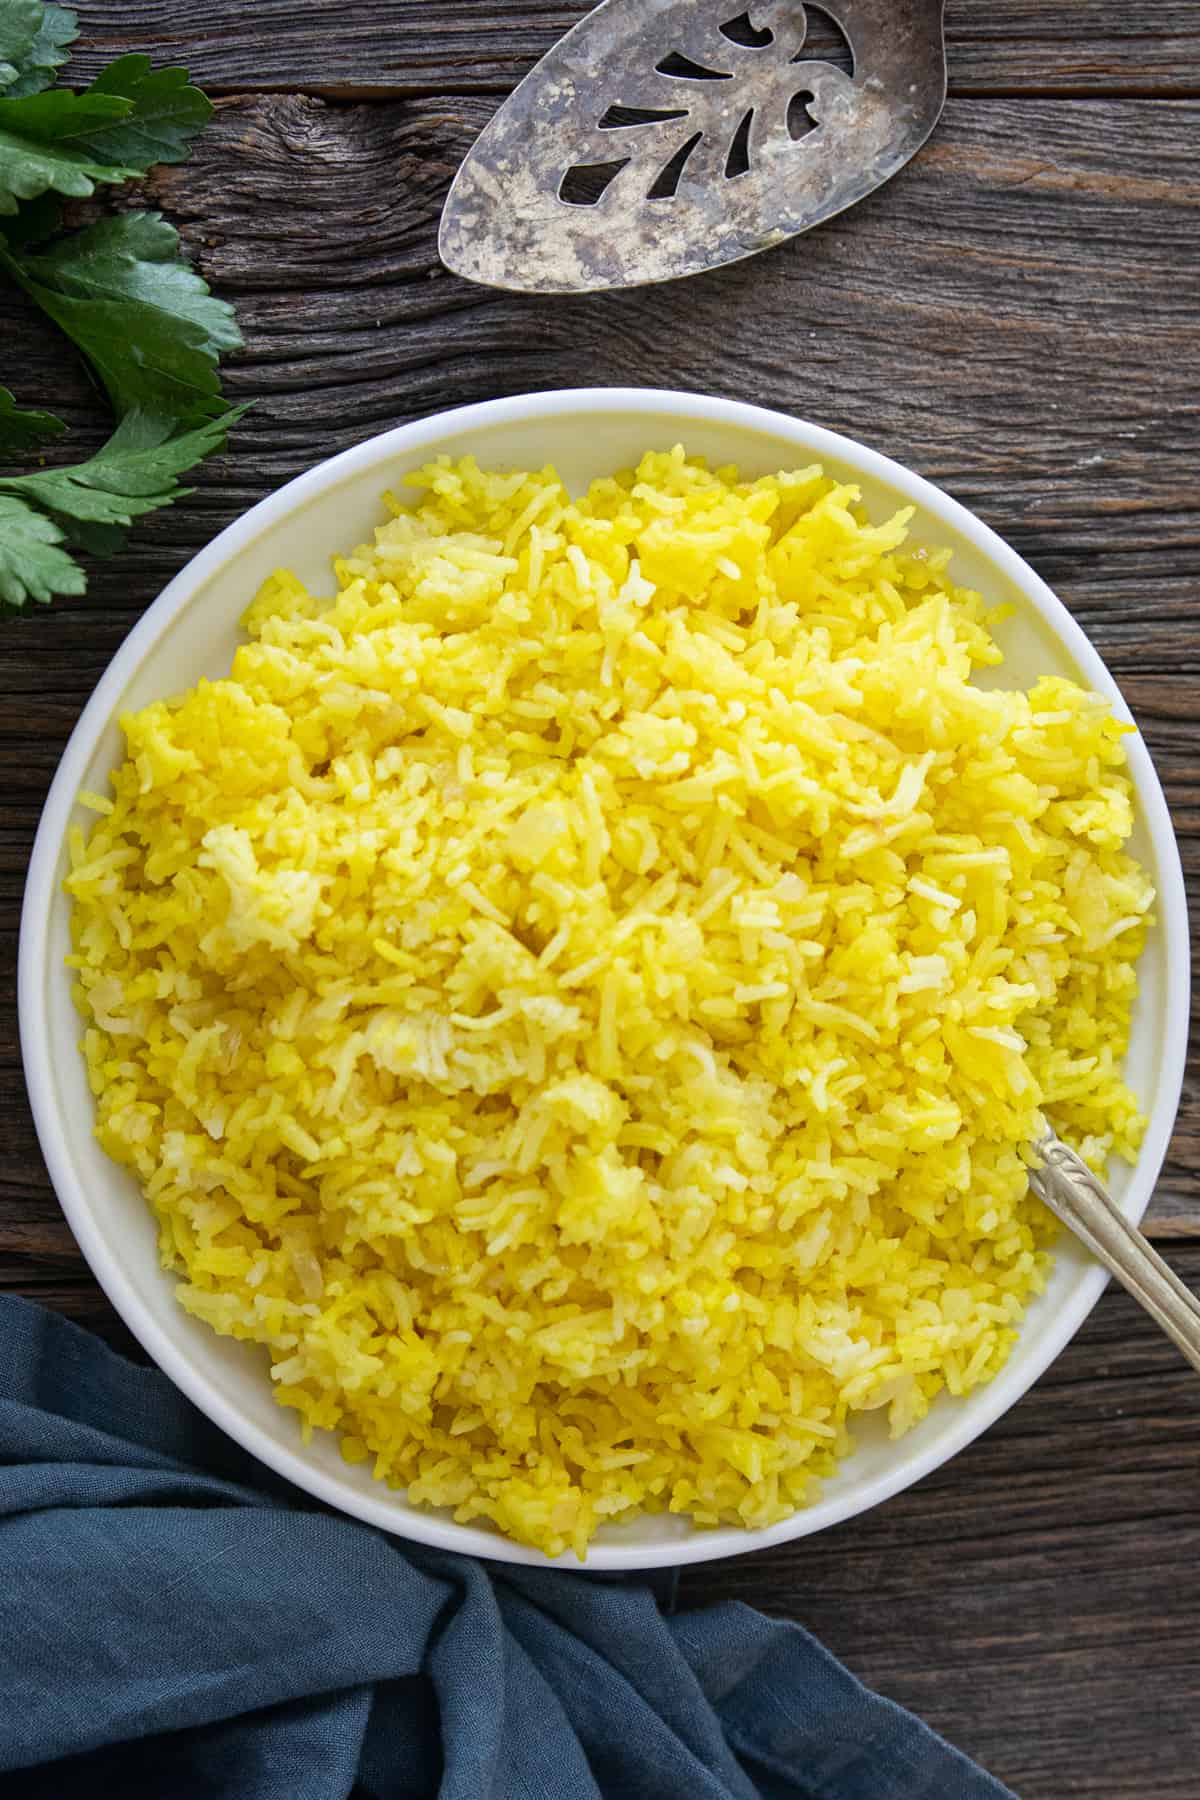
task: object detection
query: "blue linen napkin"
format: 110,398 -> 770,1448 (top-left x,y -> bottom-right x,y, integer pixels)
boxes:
0,1296 -> 1014,1798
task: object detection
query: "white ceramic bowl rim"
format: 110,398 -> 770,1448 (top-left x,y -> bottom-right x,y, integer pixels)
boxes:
18,388 -> 1190,1570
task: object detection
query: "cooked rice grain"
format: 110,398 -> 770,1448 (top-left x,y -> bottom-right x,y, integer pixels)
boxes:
68,448 -> 1153,1556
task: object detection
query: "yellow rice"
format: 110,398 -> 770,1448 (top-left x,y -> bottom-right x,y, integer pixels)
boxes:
67,447 -> 1153,1557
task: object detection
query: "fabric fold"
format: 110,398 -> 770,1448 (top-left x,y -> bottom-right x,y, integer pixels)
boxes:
0,1297 -> 1015,1799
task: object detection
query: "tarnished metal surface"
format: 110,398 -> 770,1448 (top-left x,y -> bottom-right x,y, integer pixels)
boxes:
1030,1126 -> 1200,1376
439,0 -> 946,293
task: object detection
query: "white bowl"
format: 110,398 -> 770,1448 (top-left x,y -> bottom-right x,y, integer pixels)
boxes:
19,389 -> 1190,1570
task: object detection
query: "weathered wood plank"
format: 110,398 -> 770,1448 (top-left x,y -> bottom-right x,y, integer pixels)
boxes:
0,1262 -> 148,1359
680,1245 -> 1200,1799
0,11 -> 1196,1789
2,89 -> 1195,1227
63,0 -> 1200,97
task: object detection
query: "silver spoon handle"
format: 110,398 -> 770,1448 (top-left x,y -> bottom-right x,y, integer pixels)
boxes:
1030,1128 -> 1200,1375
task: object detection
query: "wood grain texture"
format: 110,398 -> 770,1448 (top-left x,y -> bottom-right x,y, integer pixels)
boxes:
2,88 -> 1196,1232
60,0 -> 1200,97
1,26 -> 1199,1791
680,1248 -> 1200,1798
0,1261 -> 148,1360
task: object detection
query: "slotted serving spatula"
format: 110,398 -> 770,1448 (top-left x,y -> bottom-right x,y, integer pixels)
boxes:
439,0 -> 947,293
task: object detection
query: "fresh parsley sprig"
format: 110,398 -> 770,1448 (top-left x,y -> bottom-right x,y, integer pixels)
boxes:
0,0 -> 242,609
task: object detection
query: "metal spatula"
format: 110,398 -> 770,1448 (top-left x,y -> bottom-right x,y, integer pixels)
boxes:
439,0 -> 947,293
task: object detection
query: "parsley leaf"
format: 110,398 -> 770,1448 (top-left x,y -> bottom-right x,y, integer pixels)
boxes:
0,211 -> 242,422
0,52 -> 208,211
0,6 -> 243,611
0,404 -> 241,526
0,88 -> 138,212
0,380 -> 64,450
1,2 -> 75,99
0,492 -> 84,605
82,55 -> 212,167
0,0 -> 41,92
0,407 -> 243,603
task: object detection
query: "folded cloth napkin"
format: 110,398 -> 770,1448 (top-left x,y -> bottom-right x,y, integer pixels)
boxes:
0,1297 -> 1014,1799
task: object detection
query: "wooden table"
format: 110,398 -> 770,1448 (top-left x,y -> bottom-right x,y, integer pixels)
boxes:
3,5 -> 1198,1793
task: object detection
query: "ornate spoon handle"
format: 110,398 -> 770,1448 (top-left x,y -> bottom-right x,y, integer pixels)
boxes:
1030,1127 -> 1200,1375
